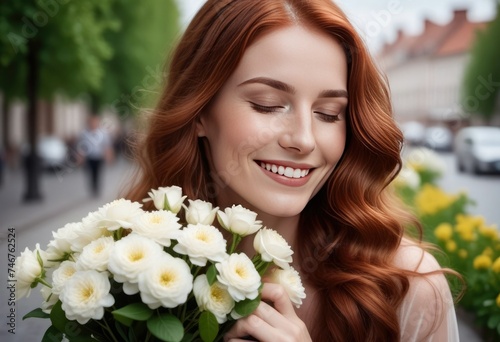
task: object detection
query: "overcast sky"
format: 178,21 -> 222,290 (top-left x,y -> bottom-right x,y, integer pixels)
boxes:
175,0 -> 496,51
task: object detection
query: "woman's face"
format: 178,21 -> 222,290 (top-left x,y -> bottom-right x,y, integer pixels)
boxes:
198,25 -> 348,219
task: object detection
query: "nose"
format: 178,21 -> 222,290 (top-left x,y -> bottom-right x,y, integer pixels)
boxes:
277,110 -> 316,154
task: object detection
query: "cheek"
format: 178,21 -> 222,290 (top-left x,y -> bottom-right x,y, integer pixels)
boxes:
319,123 -> 346,157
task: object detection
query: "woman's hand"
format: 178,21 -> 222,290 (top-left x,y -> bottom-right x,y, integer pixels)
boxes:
224,283 -> 312,342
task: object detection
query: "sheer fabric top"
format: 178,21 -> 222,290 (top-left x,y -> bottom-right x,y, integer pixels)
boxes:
395,239 -> 460,341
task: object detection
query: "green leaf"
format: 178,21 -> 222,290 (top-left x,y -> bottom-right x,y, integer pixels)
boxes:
234,295 -> 261,317
112,302 -> 154,322
42,325 -> 64,342
147,313 -> 184,342
487,314 -> 500,329
50,301 -> 70,333
199,311 -> 218,342
483,299 -> 495,307
23,307 -> 50,320
206,265 -> 217,286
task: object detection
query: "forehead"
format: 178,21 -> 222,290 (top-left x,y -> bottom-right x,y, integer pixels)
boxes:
227,25 -> 348,90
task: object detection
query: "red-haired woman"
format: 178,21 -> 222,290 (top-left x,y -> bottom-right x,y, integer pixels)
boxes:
126,0 -> 460,340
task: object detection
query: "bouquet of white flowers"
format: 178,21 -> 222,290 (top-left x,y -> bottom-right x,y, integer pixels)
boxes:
14,186 -> 306,342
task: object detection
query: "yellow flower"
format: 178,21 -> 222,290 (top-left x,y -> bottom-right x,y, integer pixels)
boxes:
480,225 -> 499,240
414,185 -> 458,216
492,257 -> 500,273
458,249 -> 468,259
473,255 -> 492,270
445,240 -> 457,252
482,247 -> 493,257
455,214 -> 481,242
434,223 -> 453,241
497,293 -> 500,308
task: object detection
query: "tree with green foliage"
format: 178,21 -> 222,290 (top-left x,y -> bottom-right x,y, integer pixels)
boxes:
461,2 -> 500,125
0,0 -> 180,201
0,0 -> 117,201
90,0 -> 180,117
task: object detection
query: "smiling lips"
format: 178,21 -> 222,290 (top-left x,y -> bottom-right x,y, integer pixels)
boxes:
258,161 -> 311,179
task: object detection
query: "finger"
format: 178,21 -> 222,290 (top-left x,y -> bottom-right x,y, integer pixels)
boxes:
252,300 -> 289,328
224,314 -> 281,342
261,283 -> 296,317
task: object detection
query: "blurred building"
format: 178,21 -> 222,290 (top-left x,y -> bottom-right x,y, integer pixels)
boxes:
376,9 -> 498,129
0,96 -> 121,169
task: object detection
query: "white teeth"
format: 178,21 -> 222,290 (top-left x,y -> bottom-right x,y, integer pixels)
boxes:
259,162 -> 310,179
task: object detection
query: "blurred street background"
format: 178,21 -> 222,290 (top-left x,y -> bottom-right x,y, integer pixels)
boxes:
1,0 -> 500,341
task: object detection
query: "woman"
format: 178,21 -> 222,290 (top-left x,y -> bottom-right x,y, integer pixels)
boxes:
127,0 -> 460,340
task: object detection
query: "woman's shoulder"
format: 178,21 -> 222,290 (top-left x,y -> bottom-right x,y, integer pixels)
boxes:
392,237 -> 442,273
393,238 -> 460,341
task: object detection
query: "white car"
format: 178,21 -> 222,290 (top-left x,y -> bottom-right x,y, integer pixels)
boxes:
455,126 -> 500,174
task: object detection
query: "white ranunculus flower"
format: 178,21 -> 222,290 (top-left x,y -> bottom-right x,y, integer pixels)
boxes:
59,270 -> 115,325
216,253 -> 261,301
77,236 -> 115,272
193,275 -> 234,323
217,205 -> 262,237
131,210 -> 182,247
253,228 -> 293,269
52,260 -> 79,295
45,222 -> 81,263
14,244 -> 44,299
96,199 -> 144,231
40,286 -> 59,314
173,224 -> 228,266
268,267 -> 306,308
144,186 -> 187,213
184,199 -> 219,225
138,254 -> 193,309
108,234 -> 163,295
67,212 -> 113,253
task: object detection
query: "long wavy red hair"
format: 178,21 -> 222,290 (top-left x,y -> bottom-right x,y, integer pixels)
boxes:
126,0 -> 443,340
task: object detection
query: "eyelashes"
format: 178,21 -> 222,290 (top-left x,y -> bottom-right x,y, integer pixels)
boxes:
249,102 -> 341,123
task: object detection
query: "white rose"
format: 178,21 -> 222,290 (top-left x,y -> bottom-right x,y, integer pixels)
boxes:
108,234 -> 163,295
14,244 -> 44,299
193,274 -> 234,323
69,212 -> 113,252
217,205 -> 262,237
173,224 -> 228,266
216,253 -> 261,301
40,286 -> 59,314
52,260 -> 79,295
59,270 -> 115,325
138,254 -> 193,309
131,210 -> 182,247
96,199 -> 144,231
253,228 -> 293,269
45,222 -> 81,263
268,267 -> 306,308
144,186 -> 186,213
184,199 -> 219,225
77,236 -> 115,272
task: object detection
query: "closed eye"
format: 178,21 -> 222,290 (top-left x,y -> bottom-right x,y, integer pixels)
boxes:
315,112 -> 341,123
249,102 -> 284,114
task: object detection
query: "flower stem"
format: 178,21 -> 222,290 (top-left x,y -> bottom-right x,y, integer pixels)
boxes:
96,319 -> 119,342
230,234 -> 242,254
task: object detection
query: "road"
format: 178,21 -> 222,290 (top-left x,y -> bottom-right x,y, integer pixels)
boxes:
437,152 -> 500,228
0,152 -> 486,341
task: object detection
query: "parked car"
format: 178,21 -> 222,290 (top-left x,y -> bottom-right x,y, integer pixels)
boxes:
455,126 -> 500,174
22,136 -> 69,171
400,121 -> 425,146
423,125 -> 453,151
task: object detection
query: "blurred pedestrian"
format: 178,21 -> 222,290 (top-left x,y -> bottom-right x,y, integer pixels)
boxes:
77,115 -> 114,197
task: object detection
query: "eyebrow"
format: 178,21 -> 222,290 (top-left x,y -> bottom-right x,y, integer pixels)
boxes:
238,77 -> 348,98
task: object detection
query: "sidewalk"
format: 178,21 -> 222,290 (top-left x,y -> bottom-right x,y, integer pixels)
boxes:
0,157 -> 484,341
